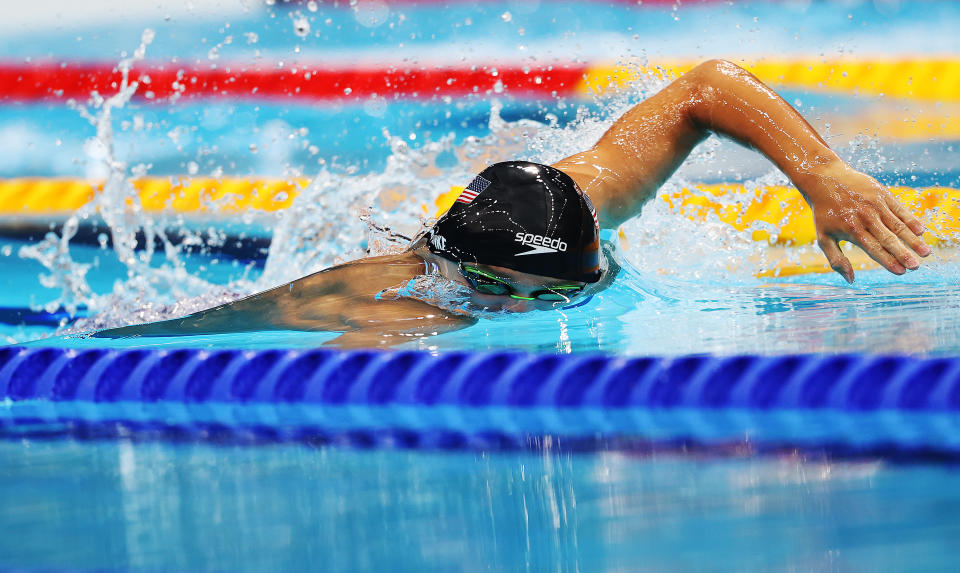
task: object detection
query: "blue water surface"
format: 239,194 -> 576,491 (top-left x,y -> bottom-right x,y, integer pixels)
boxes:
1,436 -> 959,572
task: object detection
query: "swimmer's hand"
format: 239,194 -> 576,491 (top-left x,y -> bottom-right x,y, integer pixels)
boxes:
805,161 -> 930,283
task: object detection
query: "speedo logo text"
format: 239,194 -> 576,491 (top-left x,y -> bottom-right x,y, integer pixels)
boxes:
514,232 -> 567,256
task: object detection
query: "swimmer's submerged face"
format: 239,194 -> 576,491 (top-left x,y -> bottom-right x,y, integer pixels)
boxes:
440,258 -> 591,312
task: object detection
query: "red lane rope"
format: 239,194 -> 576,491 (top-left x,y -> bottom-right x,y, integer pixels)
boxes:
0,62 -> 589,103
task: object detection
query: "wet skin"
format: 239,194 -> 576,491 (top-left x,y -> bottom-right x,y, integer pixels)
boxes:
98,252 -> 472,348
97,59 -> 929,346
553,59 -> 929,283
97,248 -> 589,347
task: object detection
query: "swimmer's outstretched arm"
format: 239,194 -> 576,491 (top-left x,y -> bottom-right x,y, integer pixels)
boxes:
94,253 -> 476,347
553,59 -> 929,283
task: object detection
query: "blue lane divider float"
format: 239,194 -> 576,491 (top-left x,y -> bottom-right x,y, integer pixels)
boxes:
1,346 -> 959,410
4,347 -> 960,458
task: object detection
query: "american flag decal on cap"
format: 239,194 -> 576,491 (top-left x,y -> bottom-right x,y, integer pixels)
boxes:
457,175 -> 491,204
590,207 -> 598,229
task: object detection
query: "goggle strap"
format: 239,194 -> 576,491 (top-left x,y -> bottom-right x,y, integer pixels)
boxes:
463,266 -> 504,282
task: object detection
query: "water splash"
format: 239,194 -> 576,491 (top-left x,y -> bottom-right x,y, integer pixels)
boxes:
23,51 -> 948,339
22,29 -> 241,331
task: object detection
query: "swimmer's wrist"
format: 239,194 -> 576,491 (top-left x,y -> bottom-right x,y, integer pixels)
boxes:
788,153 -> 849,203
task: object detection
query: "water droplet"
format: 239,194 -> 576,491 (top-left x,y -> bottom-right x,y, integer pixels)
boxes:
353,0 -> 390,28
293,15 -> 310,38
363,97 -> 387,118
249,144 -> 259,153
501,11 -> 512,22
307,0 -> 318,11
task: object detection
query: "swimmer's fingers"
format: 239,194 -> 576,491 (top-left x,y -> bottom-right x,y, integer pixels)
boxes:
818,234 -> 854,284
877,199 -> 931,258
852,226 -> 906,275
865,217 -> 920,271
883,191 -> 927,238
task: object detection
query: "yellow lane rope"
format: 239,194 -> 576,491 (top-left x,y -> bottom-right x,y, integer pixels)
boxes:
583,59 -> 960,140
3,177 -> 956,277
4,178 -> 957,246
0,177 -> 311,215
582,59 -> 960,103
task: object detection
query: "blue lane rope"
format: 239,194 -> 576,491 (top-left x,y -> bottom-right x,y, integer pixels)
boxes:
1,346 -> 959,411
4,347 -> 960,459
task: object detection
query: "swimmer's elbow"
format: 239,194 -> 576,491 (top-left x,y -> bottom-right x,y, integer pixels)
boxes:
683,59 -> 754,129
686,59 -> 749,87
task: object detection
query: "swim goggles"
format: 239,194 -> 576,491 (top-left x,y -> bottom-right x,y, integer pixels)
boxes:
459,264 -> 586,302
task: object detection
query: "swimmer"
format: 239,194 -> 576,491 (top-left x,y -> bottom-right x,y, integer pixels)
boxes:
97,60 -> 930,347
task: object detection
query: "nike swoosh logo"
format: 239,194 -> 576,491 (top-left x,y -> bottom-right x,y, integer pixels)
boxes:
515,244 -> 558,256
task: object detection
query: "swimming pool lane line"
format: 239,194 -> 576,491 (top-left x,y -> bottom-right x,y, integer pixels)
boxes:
4,347 -> 960,459
3,59 -> 959,103
3,346 -> 959,411
4,179 -> 957,249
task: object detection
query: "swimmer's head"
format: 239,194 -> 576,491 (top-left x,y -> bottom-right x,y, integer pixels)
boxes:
419,161 -> 602,284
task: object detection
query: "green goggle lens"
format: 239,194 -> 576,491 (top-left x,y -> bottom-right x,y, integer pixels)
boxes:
474,282 -> 511,296
459,265 -> 585,302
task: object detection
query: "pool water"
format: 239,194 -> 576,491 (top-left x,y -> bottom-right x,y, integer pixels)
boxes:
8,233 -> 960,355
3,438 -> 960,572
4,1 -> 960,571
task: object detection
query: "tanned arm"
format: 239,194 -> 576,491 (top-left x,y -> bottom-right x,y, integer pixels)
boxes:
96,253 -> 475,347
554,59 -> 930,283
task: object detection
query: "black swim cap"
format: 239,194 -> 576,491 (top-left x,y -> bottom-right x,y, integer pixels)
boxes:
423,161 -> 601,283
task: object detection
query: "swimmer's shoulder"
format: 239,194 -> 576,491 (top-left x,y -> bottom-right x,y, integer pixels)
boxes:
275,251 -> 426,298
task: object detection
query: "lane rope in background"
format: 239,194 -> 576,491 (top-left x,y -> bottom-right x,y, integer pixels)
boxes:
3,59 -> 960,103
3,178 -> 958,248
